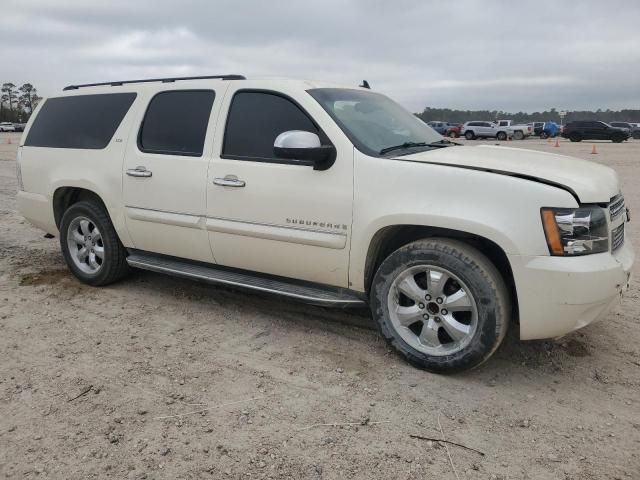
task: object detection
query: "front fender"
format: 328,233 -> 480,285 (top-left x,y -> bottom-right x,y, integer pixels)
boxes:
349,152 -> 577,291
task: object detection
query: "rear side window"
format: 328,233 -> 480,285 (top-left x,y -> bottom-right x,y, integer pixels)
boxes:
25,93 -> 136,149
139,90 -> 215,156
223,91 -> 318,160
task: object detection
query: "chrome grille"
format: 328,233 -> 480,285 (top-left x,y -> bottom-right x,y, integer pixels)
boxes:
609,194 -> 625,221
612,223 -> 625,251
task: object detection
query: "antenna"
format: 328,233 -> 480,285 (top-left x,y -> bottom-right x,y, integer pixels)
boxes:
359,80 -> 371,89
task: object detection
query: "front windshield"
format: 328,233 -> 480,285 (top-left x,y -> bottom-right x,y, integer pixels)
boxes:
308,88 -> 442,156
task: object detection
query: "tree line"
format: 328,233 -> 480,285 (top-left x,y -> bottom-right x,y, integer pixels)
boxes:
1,83 -> 42,123
416,107 -> 640,124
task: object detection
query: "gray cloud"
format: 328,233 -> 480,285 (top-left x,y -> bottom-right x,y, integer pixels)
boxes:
2,0 -> 639,112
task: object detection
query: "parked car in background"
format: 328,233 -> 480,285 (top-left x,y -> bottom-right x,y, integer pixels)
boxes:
13,123 -> 26,132
445,123 -> 462,138
609,122 -> 633,135
540,121 -> 560,139
461,121 -> 512,140
426,121 -> 449,135
561,121 -> 630,143
629,123 -> 640,139
496,120 -> 532,140
0,122 -> 16,132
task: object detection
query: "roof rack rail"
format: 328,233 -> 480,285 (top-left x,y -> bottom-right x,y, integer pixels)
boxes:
63,74 -> 246,91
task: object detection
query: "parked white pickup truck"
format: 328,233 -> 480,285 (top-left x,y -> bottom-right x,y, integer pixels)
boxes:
16,75 -> 634,373
496,120 -> 532,140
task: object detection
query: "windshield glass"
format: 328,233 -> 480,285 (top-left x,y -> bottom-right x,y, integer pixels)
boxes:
308,88 -> 442,156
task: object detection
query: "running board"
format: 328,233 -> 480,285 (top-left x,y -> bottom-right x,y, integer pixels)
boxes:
126,252 -> 366,307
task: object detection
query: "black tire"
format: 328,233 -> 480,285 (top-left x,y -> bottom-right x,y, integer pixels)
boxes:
59,200 -> 130,286
464,131 -> 475,140
496,131 -> 507,141
569,132 -> 582,142
513,131 -> 524,140
611,135 -> 624,143
370,239 -> 511,373
539,131 -> 549,139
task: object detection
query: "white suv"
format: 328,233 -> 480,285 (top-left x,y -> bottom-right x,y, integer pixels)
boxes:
461,121 -> 512,140
16,75 -> 634,372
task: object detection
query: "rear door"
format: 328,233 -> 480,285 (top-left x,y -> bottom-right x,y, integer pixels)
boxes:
122,86 -> 226,262
205,83 -> 354,287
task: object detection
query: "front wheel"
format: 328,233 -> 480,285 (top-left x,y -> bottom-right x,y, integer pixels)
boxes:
611,136 -> 624,143
60,201 -> 130,286
496,131 -> 507,141
370,239 -> 511,373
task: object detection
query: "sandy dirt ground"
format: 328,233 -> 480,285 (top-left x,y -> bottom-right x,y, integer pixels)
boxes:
0,132 -> 639,480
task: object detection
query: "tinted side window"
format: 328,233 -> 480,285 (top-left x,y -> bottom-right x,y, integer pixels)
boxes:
223,91 -> 318,160
25,93 -> 136,149
139,90 -> 215,156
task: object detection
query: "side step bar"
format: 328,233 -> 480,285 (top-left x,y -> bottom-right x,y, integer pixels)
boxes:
126,251 -> 367,307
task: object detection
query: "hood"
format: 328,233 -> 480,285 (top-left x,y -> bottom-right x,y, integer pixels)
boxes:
401,145 -> 619,203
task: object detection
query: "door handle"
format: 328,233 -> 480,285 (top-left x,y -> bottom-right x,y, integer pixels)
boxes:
126,166 -> 152,178
213,175 -> 246,187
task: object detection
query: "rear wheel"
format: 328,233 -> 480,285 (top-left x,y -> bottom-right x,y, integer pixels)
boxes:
569,132 -> 582,142
60,201 -> 130,286
464,131 -> 475,140
513,130 -> 524,140
370,239 -> 511,373
540,131 -> 549,139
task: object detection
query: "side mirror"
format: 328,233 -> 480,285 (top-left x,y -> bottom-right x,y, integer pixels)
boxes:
273,130 -> 336,170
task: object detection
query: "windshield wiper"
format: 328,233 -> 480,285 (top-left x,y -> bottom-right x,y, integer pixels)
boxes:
379,142 -> 428,155
379,139 -> 459,155
427,139 -> 460,146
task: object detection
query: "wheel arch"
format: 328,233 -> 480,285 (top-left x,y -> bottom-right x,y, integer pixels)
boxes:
53,187 -> 109,229
363,224 -> 518,322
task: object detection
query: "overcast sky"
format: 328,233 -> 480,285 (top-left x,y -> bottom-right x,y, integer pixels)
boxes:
2,0 -> 639,113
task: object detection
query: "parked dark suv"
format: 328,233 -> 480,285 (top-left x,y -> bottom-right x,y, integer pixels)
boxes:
561,121 -> 630,143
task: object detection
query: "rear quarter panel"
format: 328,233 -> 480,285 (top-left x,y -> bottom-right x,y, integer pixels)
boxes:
18,90 -> 143,245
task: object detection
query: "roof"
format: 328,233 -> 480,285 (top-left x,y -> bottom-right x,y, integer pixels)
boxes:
60,75 -> 367,94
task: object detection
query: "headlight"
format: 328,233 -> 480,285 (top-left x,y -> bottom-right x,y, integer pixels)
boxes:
541,207 -> 608,256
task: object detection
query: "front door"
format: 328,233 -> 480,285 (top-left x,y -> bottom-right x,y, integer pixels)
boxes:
205,84 -> 354,287
481,122 -> 494,137
586,121 -> 607,140
123,88 -> 224,263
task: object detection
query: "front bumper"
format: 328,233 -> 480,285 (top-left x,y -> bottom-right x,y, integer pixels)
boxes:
509,240 -> 635,340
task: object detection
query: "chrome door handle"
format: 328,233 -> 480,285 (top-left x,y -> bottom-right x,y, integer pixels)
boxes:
213,175 -> 246,187
126,166 -> 152,178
